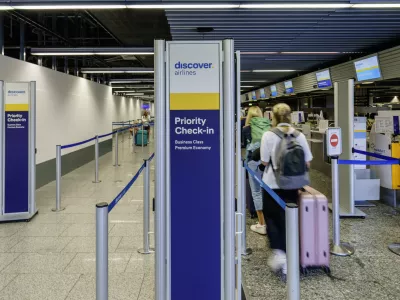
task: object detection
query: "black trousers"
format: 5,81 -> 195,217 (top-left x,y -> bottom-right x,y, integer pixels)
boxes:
262,189 -> 298,252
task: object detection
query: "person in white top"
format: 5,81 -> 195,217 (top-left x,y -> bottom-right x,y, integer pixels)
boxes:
260,103 -> 313,276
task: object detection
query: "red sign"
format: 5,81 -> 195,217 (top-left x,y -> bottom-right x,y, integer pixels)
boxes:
330,134 -> 339,147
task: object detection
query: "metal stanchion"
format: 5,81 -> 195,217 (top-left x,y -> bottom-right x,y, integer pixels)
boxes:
114,131 -> 120,167
128,121 -> 132,140
52,145 -> 65,212
286,203 -> 300,300
93,136 -> 101,183
241,161 -> 252,256
141,124 -> 144,152
121,125 -> 125,143
235,212 -> 243,300
96,202 -> 108,300
138,159 -> 154,254
330,157 -> 354,256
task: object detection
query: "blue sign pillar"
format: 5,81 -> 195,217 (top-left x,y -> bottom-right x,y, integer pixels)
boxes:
0,81 -> 36,222
154,40 -> 237,300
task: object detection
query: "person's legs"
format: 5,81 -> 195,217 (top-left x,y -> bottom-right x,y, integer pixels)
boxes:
247,161 -> 266,234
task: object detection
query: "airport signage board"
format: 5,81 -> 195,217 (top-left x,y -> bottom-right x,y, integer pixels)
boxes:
270,84 -> 277,97
354,55 -> 382,82
326,127 -> 342,157
3,82 -> 29,214
251,91 -> 256,100
167,41 -> 222,300
284,80 -> 294,94
316,69 -> 332,88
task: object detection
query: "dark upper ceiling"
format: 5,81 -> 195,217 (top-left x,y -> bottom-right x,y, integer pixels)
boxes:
2,1 -> 400,97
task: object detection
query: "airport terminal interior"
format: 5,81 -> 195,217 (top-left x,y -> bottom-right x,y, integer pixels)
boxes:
0,1 -> 400,300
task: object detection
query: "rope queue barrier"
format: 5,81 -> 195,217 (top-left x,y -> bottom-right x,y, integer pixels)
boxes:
53,125 -> 137,212
331,148 -> 400,257
244,162 -> 300,300
96,153 -> 155,300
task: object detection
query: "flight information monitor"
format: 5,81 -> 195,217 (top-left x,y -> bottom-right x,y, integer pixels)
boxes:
316,69 -> 332,88
259,88 -> 266,98
354,55 -> 382,82
251,91 -> 256,100
284,80 -> 294,94
270,85 -> 277,97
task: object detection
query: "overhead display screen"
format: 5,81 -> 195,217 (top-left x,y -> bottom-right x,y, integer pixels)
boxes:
260,88 -> 266,98
354,55 -> 382,82
284,80 -> 294,94
142,103 -> 150,110
316,69 -> 332,88
270,85 -> 277,97
251,91 -> 256,100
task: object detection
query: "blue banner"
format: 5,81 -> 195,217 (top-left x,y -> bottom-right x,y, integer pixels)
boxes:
4,111 -> 29,213
170,109 -> 221,300
317,79 -> 332,88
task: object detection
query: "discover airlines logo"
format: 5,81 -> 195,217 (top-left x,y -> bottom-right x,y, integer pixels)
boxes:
7,90 -> 26,97
174,61 -> 214,76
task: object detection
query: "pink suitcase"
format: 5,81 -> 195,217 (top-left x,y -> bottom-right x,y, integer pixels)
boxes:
299,186 -> 330,274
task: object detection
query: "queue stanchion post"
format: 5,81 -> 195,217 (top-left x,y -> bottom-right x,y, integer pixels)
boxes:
286,203 -> 300,300
128,121 -> 132,140
241,161 -> 252,256
96,202 -> 109,300
138,159 -> 154,254
142,124 -> 144,152
93,135 -> 101,183
326,128 -> 354,256
114,130 -> 120,167
52,145 -> 65,212
330,156 -> 354,256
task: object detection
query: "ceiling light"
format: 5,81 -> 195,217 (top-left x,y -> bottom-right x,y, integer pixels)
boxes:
240,4 -> 352,9
0,6 -> 13,10
353,4 -> 400,8
391,96 -> 400,103
280,52 -> 340,55
110,79 -> 154,84
127,4 -> 239,9
242,52 -> 279,55
113,90 -> 137,93
241,86 -> 254,88
14,5 -> 126,10
241,81 -> 269,83
81,68 -> 154,74
362,82 -> 374,85
252,70 -> 297,73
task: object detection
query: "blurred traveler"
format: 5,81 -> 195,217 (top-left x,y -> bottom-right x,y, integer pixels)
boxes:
243,106 -> 271,235
260,103 -> 312,275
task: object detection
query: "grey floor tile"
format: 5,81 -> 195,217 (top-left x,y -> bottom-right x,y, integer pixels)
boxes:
59,213 -> 96,224
62,236 -> 122,253
66,272 -> 143,300
0,273 -> 17,291
10,237 -> 73,253
115,236 -> 143,253
16,223 -> 70,237
63,253 -> 131,274
0,273 -> 80,300
0,253 -> 20,272
1,253 -> 75,273
60,223 -> 98,237
0,236 -> 22,253
0,224 -> 26,238
28,213 -> 65,224
109,223 -> 143,237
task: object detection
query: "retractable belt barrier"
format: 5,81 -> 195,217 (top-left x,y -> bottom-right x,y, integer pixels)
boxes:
96,153 -> 155,300
243,162 -> 300,300
336,148 -> 400,257
338,148 -> 400,166
53,124 -> 143,212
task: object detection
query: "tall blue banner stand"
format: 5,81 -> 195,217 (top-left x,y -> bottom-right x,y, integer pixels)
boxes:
0,81 -> 37,222
154,39 -> 239,300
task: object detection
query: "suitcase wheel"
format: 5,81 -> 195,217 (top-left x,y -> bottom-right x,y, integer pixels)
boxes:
323,267 -> 331,275
301,267 -> 310,275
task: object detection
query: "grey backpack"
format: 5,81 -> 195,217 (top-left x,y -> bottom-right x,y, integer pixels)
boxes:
271,128 -> 310,189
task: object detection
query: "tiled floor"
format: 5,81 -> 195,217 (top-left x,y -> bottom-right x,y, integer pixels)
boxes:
0,133 -> 155,300
242,169 -> 400,300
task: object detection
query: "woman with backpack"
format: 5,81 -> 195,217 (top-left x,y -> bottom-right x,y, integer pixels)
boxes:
260,103 -> 312,276
243,106 -> 271,235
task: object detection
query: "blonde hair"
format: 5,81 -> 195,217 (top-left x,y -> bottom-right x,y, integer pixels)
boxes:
272,103 -> 292,127
245,106 -> 262,126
